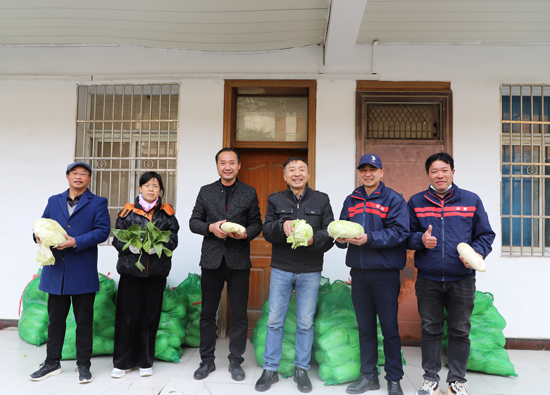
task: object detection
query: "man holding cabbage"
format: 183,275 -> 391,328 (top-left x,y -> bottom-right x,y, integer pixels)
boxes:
407,153 -> 495,395
335,153 -> 409,395
189,148 -> 262,382
256,156 -> 334,393
30,162 -> 110,383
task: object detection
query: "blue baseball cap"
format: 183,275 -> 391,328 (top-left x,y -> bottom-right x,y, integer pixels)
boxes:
66,161 -> 92,175
357,154 -> 383,169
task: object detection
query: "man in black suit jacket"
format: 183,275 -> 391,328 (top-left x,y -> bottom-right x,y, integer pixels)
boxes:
189,148 -> 262,382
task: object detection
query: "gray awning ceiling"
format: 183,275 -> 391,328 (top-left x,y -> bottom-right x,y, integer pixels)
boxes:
1,0 -> 549,65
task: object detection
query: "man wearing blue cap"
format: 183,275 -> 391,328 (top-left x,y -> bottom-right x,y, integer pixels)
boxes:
334,154 -> 409,395
30,162 -> 110,384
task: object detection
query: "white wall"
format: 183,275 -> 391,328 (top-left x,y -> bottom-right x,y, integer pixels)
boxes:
1,43 -> 549,339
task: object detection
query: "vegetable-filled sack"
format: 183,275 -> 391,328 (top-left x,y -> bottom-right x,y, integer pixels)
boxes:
155,286 -> 189,362
313,279 -> 362,385
19,271 -> 48,345
112,222 -> 172,271
220,222 -> 246,235
251,296 -> 298,378
286,219 -> 313,249
327,220 -> 365,240
442,291 -> 516,377
33,218 -> 67,266
19,272 -> 117,359
176,273 -> 202,348
313,278 -> 405,385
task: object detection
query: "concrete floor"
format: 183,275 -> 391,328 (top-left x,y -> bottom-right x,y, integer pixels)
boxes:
0,327 -> 546,395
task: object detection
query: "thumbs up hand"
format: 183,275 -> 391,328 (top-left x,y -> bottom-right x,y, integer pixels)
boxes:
422,225 -> 437,249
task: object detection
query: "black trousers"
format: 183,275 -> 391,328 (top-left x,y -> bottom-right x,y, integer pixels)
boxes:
200,259 -> 250,364
113,274 -> 166,369
45,292 -> 96,367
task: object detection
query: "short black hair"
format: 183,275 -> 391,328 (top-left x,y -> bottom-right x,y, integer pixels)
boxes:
425,152 -> 454,173
215,147 -> 240,163
283,156 -> 309,173
139,171 -> 165,193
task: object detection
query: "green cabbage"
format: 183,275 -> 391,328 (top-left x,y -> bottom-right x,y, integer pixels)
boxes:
33,218 -> 67,266
327,220 -> 364,240
286,220 -> 313,249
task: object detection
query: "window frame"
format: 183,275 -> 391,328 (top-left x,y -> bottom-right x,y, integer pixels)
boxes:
500,84 -> 550,257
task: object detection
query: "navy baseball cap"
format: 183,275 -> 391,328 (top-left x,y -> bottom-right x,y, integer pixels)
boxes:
66,161 -> 92,175
357,154 -> 383,169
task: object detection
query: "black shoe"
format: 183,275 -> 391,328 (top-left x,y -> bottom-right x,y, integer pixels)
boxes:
228,360 -> 245,381
194,361 -> 216,380
255,369 -> 279,392
294,367 -> 312,393
76,365 -> 93,384
29,362 -> 62,381
387,380 -> 404,395
346,376 -> 380,394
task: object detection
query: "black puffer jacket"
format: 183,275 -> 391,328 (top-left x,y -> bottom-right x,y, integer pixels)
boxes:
263,185 -> 334,273
113,196 -> 179,277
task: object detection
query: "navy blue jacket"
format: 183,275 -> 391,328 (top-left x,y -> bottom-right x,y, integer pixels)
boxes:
39,189 -> 111,295
407,184 -> 495,282
336,182 -> 409,271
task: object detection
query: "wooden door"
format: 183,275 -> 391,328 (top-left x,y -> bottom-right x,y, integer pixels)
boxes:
365,143 -> 445,344
233,149 -> 307,337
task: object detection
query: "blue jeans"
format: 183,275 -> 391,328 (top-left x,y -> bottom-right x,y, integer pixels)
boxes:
263,267 -> 321,371
351,268 -> 403,381
415,275 -> 476,384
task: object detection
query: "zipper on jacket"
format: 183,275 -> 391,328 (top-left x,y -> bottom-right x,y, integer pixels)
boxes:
360,201 -> 367,269
441,205 -> 445,281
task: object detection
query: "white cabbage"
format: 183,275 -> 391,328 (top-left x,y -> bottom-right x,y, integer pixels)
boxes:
33,218 -> 67,266
327,220 -> 365,240
287,219 -> 313,249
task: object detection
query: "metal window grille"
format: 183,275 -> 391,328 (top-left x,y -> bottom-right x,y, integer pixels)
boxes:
75,84 -> 179,240
501,85 -> 550,256
366,103 -> 441,140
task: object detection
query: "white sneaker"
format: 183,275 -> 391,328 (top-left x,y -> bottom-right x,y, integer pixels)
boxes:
416,379 -> 440,395
140,367 -> 153,377
111,368 -> 131,378
448,381 -> 469,395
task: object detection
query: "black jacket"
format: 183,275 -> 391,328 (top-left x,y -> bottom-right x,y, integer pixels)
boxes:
189,179 -> 262,270
113,196 -> 179,277
263,185 -> 334,273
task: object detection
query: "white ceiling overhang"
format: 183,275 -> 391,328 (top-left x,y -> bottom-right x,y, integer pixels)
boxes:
1,0 -> 549,65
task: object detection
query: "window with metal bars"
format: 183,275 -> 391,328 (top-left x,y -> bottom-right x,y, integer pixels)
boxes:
365,103 -> 441,140
501,85 -> 550,256
75,84 -> 179,239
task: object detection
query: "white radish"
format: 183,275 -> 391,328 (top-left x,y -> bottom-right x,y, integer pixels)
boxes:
457,243 -> 486,272
220,222 -> 246,235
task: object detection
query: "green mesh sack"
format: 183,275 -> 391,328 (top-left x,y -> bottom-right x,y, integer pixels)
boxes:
61,273 -> 117,359
442,291 -> 517,377
313,279 -> 362,385
251,295 -> 298,378
18,272 -> 49,345
155,286 -> 188,362
176,273 -> 202,348
19,272 -> 117,358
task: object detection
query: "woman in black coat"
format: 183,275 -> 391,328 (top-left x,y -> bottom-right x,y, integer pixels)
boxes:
111,172 -> 179,378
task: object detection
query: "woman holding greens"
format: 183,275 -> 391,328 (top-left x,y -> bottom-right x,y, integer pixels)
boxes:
111,171 -> 179,378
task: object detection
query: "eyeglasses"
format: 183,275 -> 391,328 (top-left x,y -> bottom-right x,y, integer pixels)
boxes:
69,172 -> 90,177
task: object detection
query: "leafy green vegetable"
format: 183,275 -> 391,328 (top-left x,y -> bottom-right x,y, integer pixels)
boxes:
327,220 -> 365,240
112,222 -> 172,271
33,218 -> 67,266
286,219 -> 313,249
